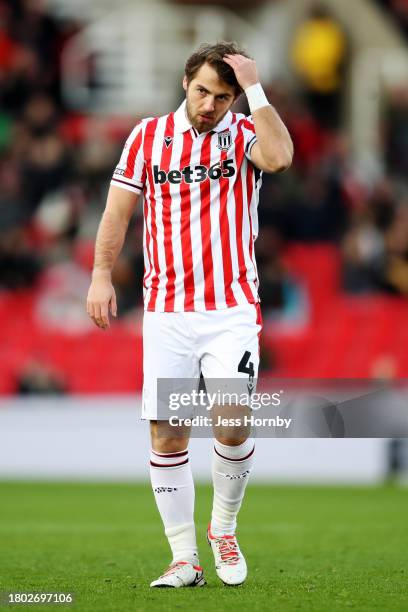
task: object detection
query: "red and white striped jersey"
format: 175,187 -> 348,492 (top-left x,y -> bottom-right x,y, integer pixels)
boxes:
111,100 -> 262,312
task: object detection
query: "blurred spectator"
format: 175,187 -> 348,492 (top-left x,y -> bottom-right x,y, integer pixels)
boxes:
341,208 -> 385,293
17,358 -> 66,394
22,130 -> 71,213
290,3 -> 348,129
23,93 -> 59,135
0,152 -> 42,287
286,102 -> 330,172
376,0 -> 408,38
381,201 -> 408,294
76,116 -> 120,201
112,253 -> 144,314
256,226 -> 308,327
257,226 -> 289,310
18,94 -> 72,214
0,1 -> 18,76
0,154 -> 26,228
13,0 -> 62,101
384,86 -> 408,181
1,45 -> 42,115
389,0 -> 408,36
342,178 -> 408,295
35,259 -> 93,333
0,225 -> 41,288
111,218 -> 145,315
34,185 -> 85,247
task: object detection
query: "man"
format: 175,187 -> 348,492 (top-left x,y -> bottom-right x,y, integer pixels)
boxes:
87,42 -> 293,588
291,3 -> 347,129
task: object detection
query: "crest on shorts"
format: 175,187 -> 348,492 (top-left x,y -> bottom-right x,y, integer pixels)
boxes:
217,130 -> 232,151
164,136 -> 173,148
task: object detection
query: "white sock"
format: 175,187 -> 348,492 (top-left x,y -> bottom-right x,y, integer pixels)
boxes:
150,448 -> 199,564
211,438 -> 255,536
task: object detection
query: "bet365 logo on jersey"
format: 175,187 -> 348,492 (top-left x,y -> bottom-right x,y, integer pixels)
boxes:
153,160 -> 235,185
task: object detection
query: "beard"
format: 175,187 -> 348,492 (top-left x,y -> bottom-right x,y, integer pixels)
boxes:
185,99 -> 227,133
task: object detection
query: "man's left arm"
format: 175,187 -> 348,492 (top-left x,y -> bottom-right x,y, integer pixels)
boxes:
224,54 -> 294,173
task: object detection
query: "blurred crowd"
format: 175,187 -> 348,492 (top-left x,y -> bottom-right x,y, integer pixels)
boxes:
0,0 -> 76,284
248,3 -> 408,312
1,0 -> 408,326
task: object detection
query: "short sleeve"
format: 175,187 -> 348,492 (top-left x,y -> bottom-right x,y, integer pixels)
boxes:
111,122 -> 146,194
241,116 -> 258,162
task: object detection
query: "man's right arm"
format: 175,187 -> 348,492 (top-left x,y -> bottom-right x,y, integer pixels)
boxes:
87,185 -> 140,330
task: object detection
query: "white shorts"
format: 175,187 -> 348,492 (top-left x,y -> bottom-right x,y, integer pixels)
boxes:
142,303 -> 262,420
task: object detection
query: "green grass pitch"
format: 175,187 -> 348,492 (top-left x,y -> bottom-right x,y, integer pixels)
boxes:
0,482 -> 407,611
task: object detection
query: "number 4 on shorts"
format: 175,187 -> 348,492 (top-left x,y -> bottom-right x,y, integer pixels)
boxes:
238,351 -> 254,378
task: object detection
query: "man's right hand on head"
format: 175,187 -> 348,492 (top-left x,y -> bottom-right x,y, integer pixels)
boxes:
86,271 -> 117,330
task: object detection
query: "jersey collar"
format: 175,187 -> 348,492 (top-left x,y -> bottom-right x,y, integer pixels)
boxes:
174,100 -> 233,134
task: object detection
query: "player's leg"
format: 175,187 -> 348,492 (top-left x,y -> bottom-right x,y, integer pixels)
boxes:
143,311 -> 204,587
210,410 -> 255,536
200,303 -> 262,585
149,420 -> 197,565
149,421 -> 204,587
207,425 -> 255,586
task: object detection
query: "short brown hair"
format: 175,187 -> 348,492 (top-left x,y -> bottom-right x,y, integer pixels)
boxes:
185,42 -> 251,96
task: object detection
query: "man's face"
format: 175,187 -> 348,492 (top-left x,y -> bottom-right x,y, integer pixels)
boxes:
183,63 -> 237,133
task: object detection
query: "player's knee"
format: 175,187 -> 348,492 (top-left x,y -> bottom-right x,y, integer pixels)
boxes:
212,404 -> 251,446
151,438 -> 188,453
150,420 -> 190,453
213,431 -> 250,446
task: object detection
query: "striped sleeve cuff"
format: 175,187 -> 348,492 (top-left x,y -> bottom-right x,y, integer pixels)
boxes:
110,177 -> 143,194
245,135 -> 257,159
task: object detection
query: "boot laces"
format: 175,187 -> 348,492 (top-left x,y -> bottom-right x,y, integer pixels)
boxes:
216,537 -> 240,565
162,561 -> 187,577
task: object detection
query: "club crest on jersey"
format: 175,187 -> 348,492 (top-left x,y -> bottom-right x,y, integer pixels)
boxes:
164,136 -> 173,148
217,130 -> 232,151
